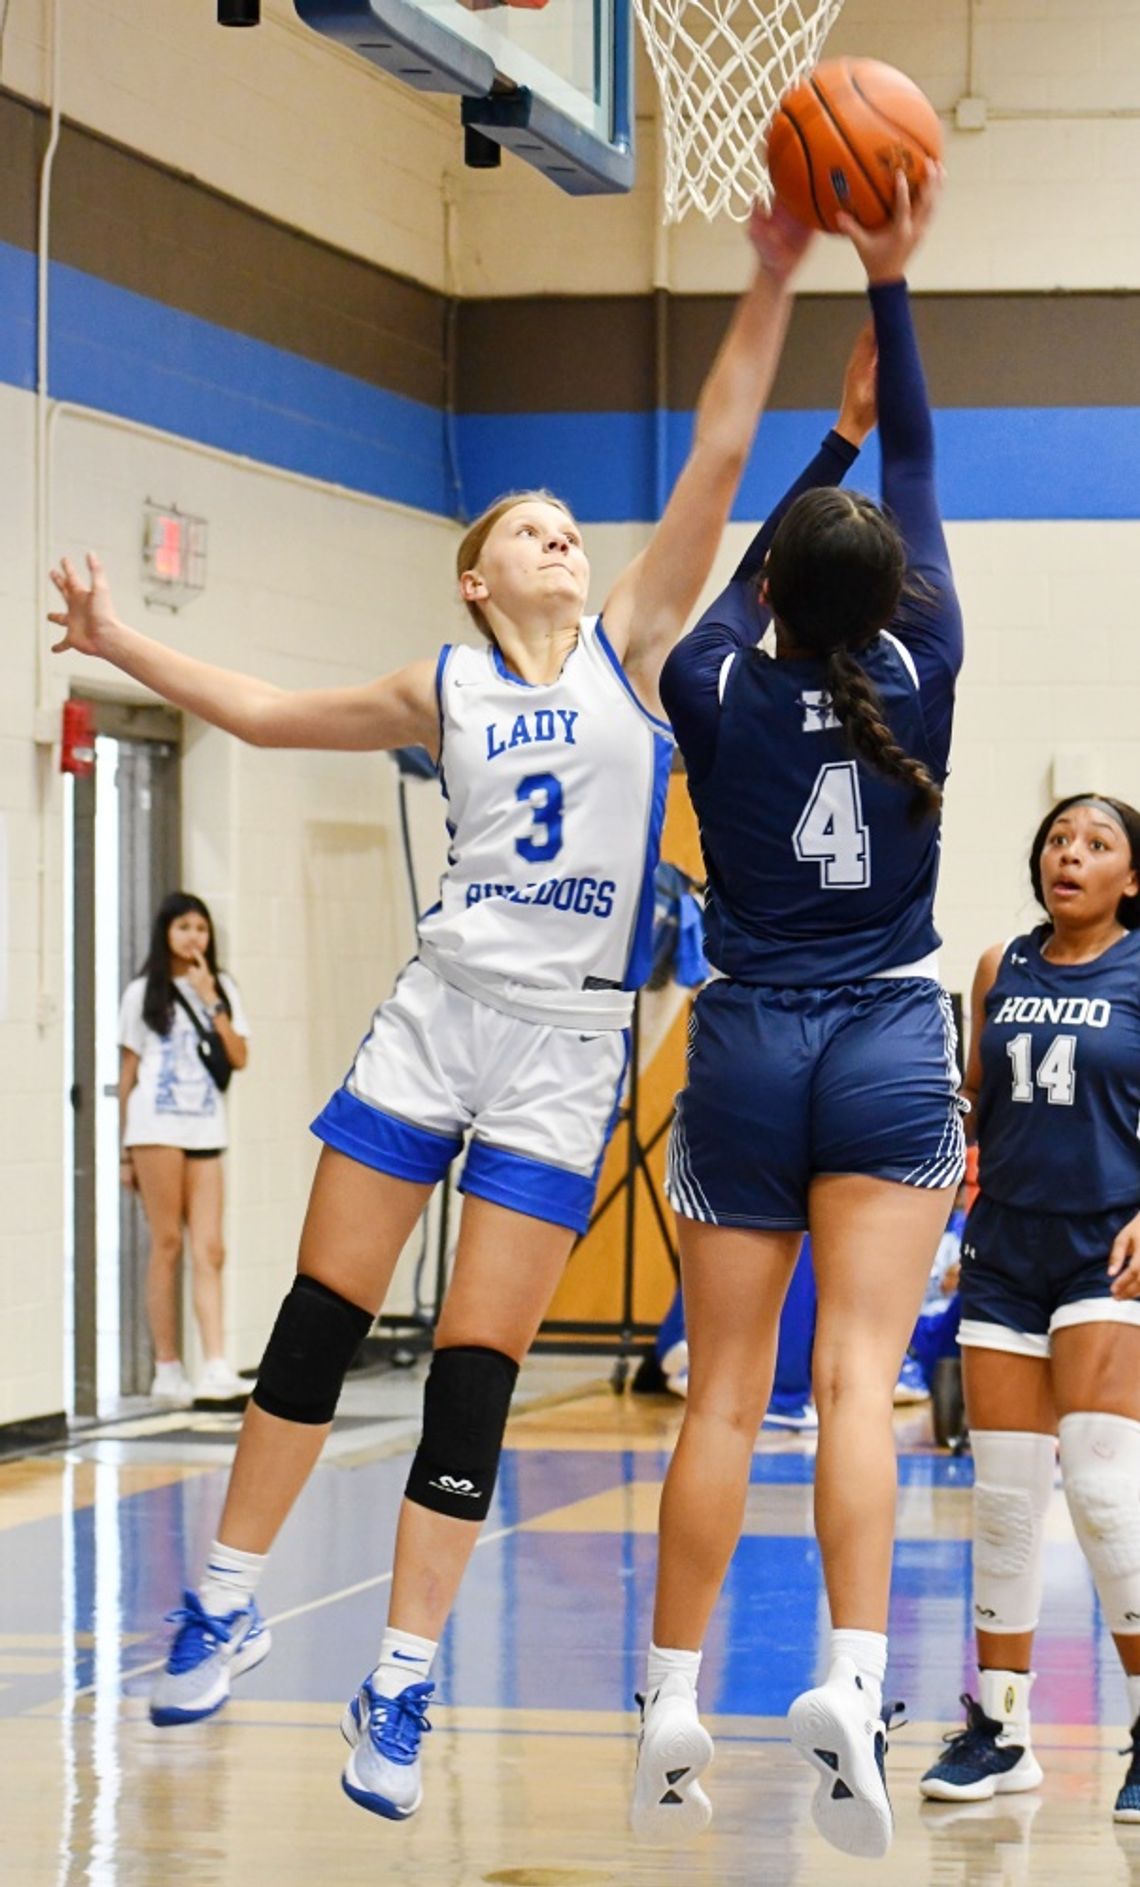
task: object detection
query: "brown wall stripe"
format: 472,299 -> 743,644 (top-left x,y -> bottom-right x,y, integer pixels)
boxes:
459,292 -> 1140,414
0,89 -> 447,409
4,87 -> 1140,420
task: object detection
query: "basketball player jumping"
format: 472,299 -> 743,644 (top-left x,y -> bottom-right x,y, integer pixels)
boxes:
49,203 -> 824,1825
632,167 -> 963,1863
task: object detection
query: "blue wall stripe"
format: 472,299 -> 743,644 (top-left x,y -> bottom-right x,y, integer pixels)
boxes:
462,406 -> 1140,524
0,241 -> 36,391
1,242 -> 452,515
3,240 -> 1140,523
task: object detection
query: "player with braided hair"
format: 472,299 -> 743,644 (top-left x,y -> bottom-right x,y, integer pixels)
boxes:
633,169 -> 965,1862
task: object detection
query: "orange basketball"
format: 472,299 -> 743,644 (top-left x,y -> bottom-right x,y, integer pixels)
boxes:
766,58 -> 943,234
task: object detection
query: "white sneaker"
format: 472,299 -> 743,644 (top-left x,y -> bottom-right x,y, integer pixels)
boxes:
789,1656 -> 895,1859
150,1360 -> 193,1406
341,1676 -> 434,1820
631,1674 -> 714,1843
194,1359 -> 249,1403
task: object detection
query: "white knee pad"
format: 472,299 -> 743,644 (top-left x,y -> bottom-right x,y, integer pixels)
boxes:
971,1430 -> 1058,1635
1059,1412 -> 1140,1635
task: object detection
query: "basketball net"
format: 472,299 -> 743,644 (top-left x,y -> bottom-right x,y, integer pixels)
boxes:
632,0 -> 848,223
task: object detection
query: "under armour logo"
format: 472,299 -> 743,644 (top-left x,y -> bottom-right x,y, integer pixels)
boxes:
430,1475 -> 480,1496
799,689 -> 840,733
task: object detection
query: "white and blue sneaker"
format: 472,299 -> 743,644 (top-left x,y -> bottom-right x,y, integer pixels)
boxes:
920,1693 -> 1043,1801
788,1656 -> 900,1859
893,1355 -> 931,1404
341,1676 -> 434,1821
630,1674 -> 714,1843
149,1589 -> 271,1725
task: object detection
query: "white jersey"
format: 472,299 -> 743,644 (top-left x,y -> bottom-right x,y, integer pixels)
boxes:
417,617 -> 673,1029
119,972 -> 249,1150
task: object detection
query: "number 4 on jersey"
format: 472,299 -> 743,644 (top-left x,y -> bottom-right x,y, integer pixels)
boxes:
793,761 -> 871,889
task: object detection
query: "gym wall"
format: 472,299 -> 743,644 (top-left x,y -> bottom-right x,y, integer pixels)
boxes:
0,0 -> 1136,1426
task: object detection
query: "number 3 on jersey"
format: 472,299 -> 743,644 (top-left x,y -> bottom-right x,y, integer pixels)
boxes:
793,761 -> 871,889
516,771 -> 564,863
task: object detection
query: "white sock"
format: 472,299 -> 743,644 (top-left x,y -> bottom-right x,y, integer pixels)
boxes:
374,1625 -> 437,1699
1126,1673 -> 1140,1728
830,1628 -> 887,1718
979,1667 -> 1034,1741
647,1642 -> 702,1698
198,1539 -> 266,1617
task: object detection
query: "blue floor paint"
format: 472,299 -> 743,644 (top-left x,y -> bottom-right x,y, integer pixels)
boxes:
0,1439 -> 1129,1732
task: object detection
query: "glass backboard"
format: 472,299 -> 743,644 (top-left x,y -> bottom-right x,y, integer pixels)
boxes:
294,1 -> 634,194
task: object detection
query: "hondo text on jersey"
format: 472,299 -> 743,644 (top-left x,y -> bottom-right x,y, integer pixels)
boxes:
991,995 -> 1112,1029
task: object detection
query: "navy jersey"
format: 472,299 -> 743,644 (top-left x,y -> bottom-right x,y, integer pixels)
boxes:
976,925 -> 1140,1214
661,278 -> 962,988
689,635 -> 942,982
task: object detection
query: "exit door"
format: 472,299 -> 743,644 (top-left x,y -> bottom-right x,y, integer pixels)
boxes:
70,700 -> 181,1417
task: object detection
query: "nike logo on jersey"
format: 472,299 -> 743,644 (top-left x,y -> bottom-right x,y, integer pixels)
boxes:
799,689 -> 840,732
1009,953 -> 1027,965
486,709 -> 579,761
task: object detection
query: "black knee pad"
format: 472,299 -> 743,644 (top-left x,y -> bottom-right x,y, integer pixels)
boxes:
404,1345 -> 520,1521
251,1275 -> 373,1425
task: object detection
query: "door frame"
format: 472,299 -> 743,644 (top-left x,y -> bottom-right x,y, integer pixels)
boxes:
71,696 -> 181,1417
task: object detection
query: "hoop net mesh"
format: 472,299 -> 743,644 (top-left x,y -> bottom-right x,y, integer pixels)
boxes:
632,0 -> 848,223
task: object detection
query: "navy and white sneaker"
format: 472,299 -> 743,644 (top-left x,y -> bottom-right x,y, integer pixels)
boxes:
920,1693 -> 1043,1801
631,1675 -> 713,1842
1115,1716 -> 1140,1823
341,1676 -> 434,1821
788,1656 -> 900,1859
149,1589 -> 271,1725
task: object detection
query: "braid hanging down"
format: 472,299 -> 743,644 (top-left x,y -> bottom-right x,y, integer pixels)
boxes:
825,647 -> 942,822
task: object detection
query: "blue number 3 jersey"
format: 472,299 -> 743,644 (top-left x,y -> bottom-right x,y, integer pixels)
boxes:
416,619 -> 673,1030
976,925 -> 1140,1214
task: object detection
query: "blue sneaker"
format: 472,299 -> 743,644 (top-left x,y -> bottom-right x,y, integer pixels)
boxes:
341,1676 -> 434,1820
149,1589 -> 271,1725
893,1354 -> 931,1404
920,1693 -> 1043,1801
1115,1717 -> 1140,1822
763,1402 -> 818,1431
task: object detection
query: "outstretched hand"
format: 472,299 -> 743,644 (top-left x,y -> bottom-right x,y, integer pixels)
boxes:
48,553 -> 119,658
748,198 -> 814,284
837,161 -> 943,285
837,319 -> 878,445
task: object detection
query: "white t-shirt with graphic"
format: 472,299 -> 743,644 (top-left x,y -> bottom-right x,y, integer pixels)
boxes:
119,973 -> 249,1150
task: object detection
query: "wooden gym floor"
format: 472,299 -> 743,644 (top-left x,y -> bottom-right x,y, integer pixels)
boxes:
2,1371 -> 1136,1886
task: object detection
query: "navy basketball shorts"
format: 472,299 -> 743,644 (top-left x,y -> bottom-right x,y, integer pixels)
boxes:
666,975 -> 965,1230
311,960 -> 629,1235
958,1192 -> 1140,1357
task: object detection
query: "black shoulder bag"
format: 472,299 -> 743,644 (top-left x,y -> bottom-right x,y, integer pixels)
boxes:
173,987 -> 234,1093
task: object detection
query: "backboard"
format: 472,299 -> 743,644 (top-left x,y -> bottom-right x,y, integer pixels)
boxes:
294,1 -> 634,194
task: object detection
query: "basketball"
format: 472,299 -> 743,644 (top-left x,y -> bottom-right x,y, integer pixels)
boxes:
766,58 -> 943,234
